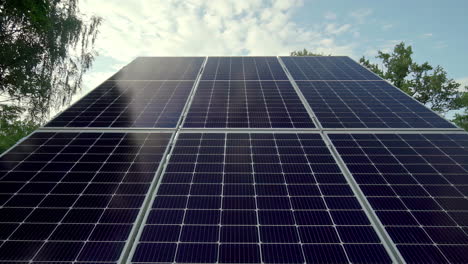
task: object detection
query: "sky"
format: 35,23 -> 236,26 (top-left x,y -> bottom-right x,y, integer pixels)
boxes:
75,0 -> 468,105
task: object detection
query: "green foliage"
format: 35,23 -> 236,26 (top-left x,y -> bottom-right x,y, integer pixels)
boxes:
0,105 -> 38,153
290,49 -> 329,56
0,0 -> 102,122
0,0 -> 101,152
452,111 -> 468,131
359,42 -> 467,119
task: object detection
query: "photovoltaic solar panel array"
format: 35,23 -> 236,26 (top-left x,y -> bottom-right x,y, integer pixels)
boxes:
0,56 -> 467,264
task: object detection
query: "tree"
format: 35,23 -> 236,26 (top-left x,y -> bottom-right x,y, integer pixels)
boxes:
0,0 -> 101,152
0,105 -> 38,153
360,42 -> 467,128
290,48 -> 328,56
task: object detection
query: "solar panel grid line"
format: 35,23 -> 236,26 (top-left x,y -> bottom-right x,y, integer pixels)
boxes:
0,131 -> 173,263
345,56 -> 464,131
183,80 -> 315,128
42,73 -> 118,129
280,56 -> 381,81
322,133 -> 405,264
1,132 -> 102,262
273,133 -> 347,263
326,132 -> 468,263
43,80 -> 118,128
46,57 -> 207,129
127,132 -> 397,263
277,57 -> 322,129
201,57 -> 288,81
164,57 -> 208,129
121,130 -> 187,264
322,80 -> 410,128
296,80 -> 457,129
117,131 -> 178,264
110,57 -> 205,81
178,57 -> 229,130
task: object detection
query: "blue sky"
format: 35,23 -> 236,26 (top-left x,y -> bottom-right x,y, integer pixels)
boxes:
77,0 -> 468,99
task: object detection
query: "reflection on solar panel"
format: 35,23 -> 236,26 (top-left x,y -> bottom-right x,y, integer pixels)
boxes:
202,57 -> 288,80
130,133 -> 392,264
1,56 -> 466,263
111,57 -> 204,80
0,132 -> 171,262
281,56 -> 381,80
296,80 -> 456,128
329,133 -> 468,263
184,81 -> 315,128
46,81 -> 194,128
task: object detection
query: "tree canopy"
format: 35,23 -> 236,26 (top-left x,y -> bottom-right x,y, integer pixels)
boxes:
290,48 -> 328,56
292,43 -> 468,130
0,0 -> 101,152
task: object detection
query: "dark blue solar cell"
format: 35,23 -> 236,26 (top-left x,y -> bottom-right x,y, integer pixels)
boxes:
386,227 -> 432,244
77,242 -> 125,261
147,209 -> 184,224
294,211 -> 333,225
257,197 -> 291,209
50,224 -> 94,241
221,226 -> 258,243
188,196 -> 221,209
63,209 -> 102,223
330,210 -> 370,225
299,226 -> 339,243
261,244 -> 304,264
181,225 -> 219,242
11,223 -> 55,240
258,210 -> 295,225
439,245 -> 468,263
26,208 -> 68,223
141,225 -> 180,242
132,243 -> 177,262
291,197 -> 325,209
184,210 -> 220,225
0,241 -> 43,260
176,243 -> 218,263
90,224 -> 132,241
34,242 -> 83,261
303,244 -> 348,264
260,226 -> 299,243
219,244 -> 261,263
337,226 -> 381,243
221,210 -> 257,225
344,244 -> 392,263
397,245 -> 448,263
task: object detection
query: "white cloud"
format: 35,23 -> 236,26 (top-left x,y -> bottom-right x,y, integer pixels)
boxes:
324,11 -> 337,20
75,0 -> 359,98
422,33 -> 433,37
325,23 -> 352,35
350,8 -> 373,23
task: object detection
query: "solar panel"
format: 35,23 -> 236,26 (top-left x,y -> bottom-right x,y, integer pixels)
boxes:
110,57 -> 205,80
129,133 -> 393,263
2,56 -> 465,263
328,133 -> 468,263
202,57 -> 288,80
295,80 -> 456,128
183,81 -> 315,128
46,80 -> 194,128
280,56 -> 381,80
0,131 -> 172,262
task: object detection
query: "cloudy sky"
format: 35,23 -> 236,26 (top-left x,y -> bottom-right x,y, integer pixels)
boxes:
76,0 -> 468,99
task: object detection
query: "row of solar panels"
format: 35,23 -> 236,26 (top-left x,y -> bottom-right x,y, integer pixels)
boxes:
0,131 -> 467,263
46,57 -> 457,129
